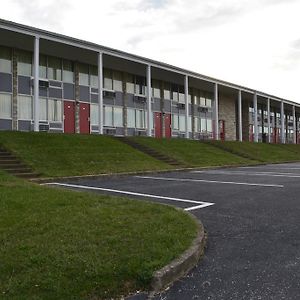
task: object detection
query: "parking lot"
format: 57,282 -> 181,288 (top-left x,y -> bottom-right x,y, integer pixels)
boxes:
46,163 -> 300,300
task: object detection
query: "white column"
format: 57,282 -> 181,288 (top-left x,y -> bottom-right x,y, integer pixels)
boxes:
98,52 -> 103,135
146,65 -> 152,137
281,101 -> 285,144
33,36 -> 40,132
214,83 -> 219,140
267,98 -> 271,143
253,93 -> 258,142
184,75 -> 189,139
293,106 -> 296,144
238,90 -> 242,142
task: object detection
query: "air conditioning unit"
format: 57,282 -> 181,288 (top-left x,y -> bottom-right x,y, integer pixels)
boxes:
198,107 -> 208,113
177,103 -> 185,109
104,128 -> 116,135
39,123 -> 50,132
135,129 -> 146,136
134,95 -> 147,103
103,90 -> 115,98
288,122 -> 294,127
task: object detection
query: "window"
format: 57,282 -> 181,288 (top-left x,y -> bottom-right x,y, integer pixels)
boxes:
114,107 -> 123,127
63,60 -> 74,83
152,80 -> 160,98
39,55 -> 47,79
91,104 -> 99,125
136,110 -> 146,129
172,84 -> 178,102
179,115 -> 185,131
39,98 -> 47,121
0,47 -> 12,73
207,119 -> 212,132
90,66 -> 98,88
200,92 -> 206,107
172,114 -> 179,130
126,74 -> 135,94
113,71 -> 123,92
163,82 -> 171,100
104,106 -> 113,126
18,95 -> 32,119
104,69 -> 113,90
79,64 -> 89,86
127,108 -> 135,127
206,98 -> 212,108
201,118 -> 207,132
0,94 -> 12,118
48,57 -> 62,81
48,99 -> 62,122
178,86 -> 184,103
18,51 -> 32,76
135,76 -> 146,95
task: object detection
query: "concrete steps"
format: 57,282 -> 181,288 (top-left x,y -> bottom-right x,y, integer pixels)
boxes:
0,147 -> 40,180
115,137 -> 189,168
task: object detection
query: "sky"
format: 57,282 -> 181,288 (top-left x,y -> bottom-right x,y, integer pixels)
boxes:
1,0 -> 300,103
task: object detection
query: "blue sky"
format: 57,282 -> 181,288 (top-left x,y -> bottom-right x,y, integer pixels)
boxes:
1,0 -> 300,103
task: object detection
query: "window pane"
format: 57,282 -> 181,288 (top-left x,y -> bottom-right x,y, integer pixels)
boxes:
104,106 -> 113,126
136,110 -> 142,128
39,55 -> 47,79
18,51 -> 32,76
201,118 -> 206,132
91,104 -> 99,125
0,47 -> 12,73
104,69 -> 113,90
152,80 -> 160,98
206,98 -> 212,108
207,119 -> 212,132
172,84 -> 178,101
39,98 -> 47,121
79,63 -> 89,86
163,82 -> 171,100
114,107 -> 123,127
172,114 -> 179,130
127,108 -> 135,127
18,95 -> 32,119
126,74 -> 134,94
63,60 -> 74,83
179,115 -> 186,131
48,99 -> 62,122
113,71 -> 123,92
0,94 -> 12,118
135,76 -> 145,95
48,57 -> 62,81
90,66 -> 98,88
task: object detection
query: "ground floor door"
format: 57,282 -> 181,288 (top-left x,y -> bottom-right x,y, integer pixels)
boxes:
219,120 -> 225,141
155,112 -> 162,138
155,112 -> 172,138
80,103 -> 90,134
64,101 -> 75,133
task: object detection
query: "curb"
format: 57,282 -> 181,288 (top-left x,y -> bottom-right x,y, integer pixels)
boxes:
149,213 -> 206,296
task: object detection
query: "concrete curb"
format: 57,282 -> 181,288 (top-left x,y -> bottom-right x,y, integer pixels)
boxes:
149,213 -> 206,296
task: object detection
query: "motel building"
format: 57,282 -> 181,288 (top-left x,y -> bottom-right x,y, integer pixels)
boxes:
0,19 -> 300,144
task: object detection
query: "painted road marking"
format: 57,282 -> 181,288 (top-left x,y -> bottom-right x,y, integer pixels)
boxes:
135,176 -> 284,188
44,182 -> 215,211
192,170 -> 300,178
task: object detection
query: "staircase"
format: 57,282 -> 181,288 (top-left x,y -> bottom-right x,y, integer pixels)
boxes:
0,147 -> 40,179
116,137 -> 189,168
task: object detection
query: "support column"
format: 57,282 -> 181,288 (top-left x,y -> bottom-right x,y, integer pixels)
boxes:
33,36 -> 40,132
267,98 -> 271,143
146,65 -> 152,137
184,75 -> 189,139
214,83 -> 219,140
238,90 -> 242,142
281,101 -> 285,144
253,92 -> 258,142
293,106 -> 296,144
98,52 -> 103,135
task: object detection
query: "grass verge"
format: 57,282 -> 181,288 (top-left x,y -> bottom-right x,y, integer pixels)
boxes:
0,132 -> 170,177
0,171 -> 198,300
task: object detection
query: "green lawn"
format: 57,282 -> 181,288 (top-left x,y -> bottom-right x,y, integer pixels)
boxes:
209,141 -> 300,163
0,171 -> 198,300
131,137 -> 254,166
0,132 -> 170,177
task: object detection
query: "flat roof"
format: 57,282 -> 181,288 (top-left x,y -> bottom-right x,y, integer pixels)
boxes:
0,18 -> 299,108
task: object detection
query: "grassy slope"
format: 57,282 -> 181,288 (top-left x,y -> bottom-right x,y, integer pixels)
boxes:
209,141 -> 300,163
132,137 -> 254,166
0,171 -> 198,300
0,132 -> 170,177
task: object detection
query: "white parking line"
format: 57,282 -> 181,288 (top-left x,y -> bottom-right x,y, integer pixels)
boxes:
135,176 -> 284,188
44,182 -> 215,211
192,170 -> 300,178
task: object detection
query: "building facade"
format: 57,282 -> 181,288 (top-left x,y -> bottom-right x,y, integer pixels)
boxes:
0,19 -> 299,144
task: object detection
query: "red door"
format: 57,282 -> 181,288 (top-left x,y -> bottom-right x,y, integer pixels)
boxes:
80,103 -> 90,134
165,113 -> 171,138
155,112 -> 162,138
64,101 -> 75,134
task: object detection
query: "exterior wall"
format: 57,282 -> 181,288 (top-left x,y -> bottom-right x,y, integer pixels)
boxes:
218,93 -> 237,141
